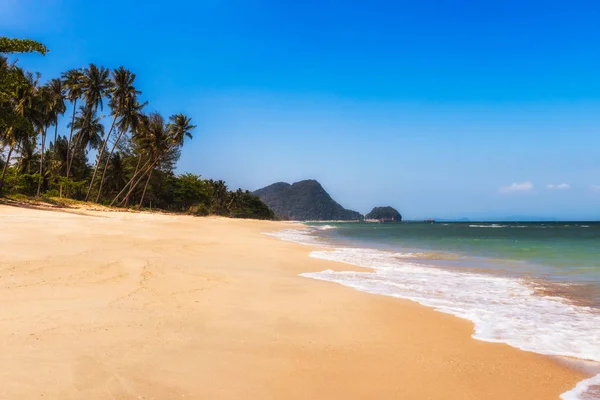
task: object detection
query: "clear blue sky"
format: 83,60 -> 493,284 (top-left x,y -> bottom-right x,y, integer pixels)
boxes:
3,0 -> 600,220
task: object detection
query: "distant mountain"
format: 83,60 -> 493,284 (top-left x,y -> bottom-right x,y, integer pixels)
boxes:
253,180 -> 363,221
366,206 -> 402,222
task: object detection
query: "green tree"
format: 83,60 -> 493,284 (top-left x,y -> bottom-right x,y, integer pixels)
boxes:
0,37 -> 48,55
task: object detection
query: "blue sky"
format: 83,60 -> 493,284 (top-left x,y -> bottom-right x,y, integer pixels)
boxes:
2,0 -> 600,219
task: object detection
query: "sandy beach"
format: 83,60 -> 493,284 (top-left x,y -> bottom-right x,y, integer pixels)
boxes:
0,205 -> 587,399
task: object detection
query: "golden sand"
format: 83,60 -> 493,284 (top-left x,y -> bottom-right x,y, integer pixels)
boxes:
0,205 -> 586,399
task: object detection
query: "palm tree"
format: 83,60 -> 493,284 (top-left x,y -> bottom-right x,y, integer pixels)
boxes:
110,113 -> 172,206
103,151 -> 127,196
80,64 -> 111,115
168,113 -> 195,148
35,80 -> 67,196
65,64 -> 111,189
48,78 -> 66,143
69,106 -> 104,159
61,68 -> 84,196
135,113 -> 195,207
87,66 -> 142,201
0,125 -> 29,192
35,84 -> 55,196
0,71 -> 40,193
210,179 -> 229,215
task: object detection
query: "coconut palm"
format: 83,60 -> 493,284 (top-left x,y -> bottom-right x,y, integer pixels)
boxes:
35,84 -> 55,196
65,64 -> 111,186
0,71 -> 41,193
48,78 -> 66,143
210,179 -> 229,214
103,151 -> 127,196
168,113 -> 195,148
96,97 -> 145,202
80,64 -> 111,115
68,106 -> 104,157
61,68 -> 84,195
87,67 -> 142,201
110,113 -> 173,206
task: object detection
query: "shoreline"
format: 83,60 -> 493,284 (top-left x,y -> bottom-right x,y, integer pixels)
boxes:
0,205 -> 589,399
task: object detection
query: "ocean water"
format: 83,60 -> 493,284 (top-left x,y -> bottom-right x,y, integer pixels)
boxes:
268,222 -> 600,400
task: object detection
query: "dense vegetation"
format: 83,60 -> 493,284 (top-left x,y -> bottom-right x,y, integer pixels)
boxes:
0,38 -> 274,219
254,179 -> 363,221
365,206 -> 402,222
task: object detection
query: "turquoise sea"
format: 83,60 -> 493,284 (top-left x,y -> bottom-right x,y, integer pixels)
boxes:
312,222 -> 600,307
270,221 -> 600,400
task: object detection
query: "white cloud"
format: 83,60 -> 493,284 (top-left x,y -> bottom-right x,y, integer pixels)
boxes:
546,183 -> 570,190
498,181 -> 533,193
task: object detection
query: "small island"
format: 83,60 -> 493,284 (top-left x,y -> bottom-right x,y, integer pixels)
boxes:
365,206 -> 402,222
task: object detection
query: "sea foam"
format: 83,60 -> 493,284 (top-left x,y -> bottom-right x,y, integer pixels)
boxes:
269,227 -> 600,400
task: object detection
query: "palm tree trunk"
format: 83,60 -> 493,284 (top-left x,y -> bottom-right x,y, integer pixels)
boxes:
36,128 -> 47,197
123,155 -> 142,207
138,169 -> 153,207
15,138 -> 23,173
110,158 -> 152,206
66,130 -> 84,189
95,126 -> 125,203
0,143 -> 16,194
86,114 -> 118,201
64,99 -> 77,197
117,160 -> 157,207
54,117 -> 59,143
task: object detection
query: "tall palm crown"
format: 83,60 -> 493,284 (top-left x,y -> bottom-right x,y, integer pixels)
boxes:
14,71 -> 41,121
80,64 -> 112,115
109,67 -> 140,118
48,78 -> 66,115
48,78 -> 66,139
138,113 -> 173,161
69,106 -> 104,151
61,69 -> 84,103
168,113 -> 195,147
117,97 -> 145,138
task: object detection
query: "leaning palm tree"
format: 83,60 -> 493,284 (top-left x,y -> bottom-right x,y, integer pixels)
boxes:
95,96 -> 145,202
87,66 -> 141,201
103,151 -> 127,196
110,113 -> 172,206
137,113 -> 195,207
61,68 -> 84,196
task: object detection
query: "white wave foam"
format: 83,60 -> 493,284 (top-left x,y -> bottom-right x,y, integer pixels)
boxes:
317,225 -> 337,230
264,228 -> 328,246
302,247 -> 600,400
561,374 -> 600,400
469,224 -> 507,228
